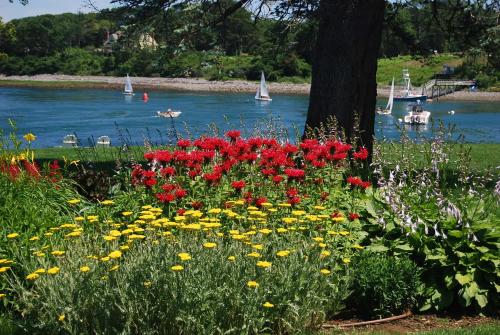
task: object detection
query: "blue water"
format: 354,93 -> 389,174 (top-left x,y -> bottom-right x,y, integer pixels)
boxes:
0,87 -> 499,148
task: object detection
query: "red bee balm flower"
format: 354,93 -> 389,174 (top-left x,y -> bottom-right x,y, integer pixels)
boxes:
231,180 -> 246,190
353,147 -> 369,160
284,168 -> 305,179
349,213 -> 360,221
225,130 -> 241,140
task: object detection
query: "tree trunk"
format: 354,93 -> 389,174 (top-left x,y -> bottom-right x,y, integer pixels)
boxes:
305,0 -> 385,157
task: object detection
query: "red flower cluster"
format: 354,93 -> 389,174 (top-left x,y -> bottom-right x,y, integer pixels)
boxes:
346,176 -> 371,189
353,147 -> 369,160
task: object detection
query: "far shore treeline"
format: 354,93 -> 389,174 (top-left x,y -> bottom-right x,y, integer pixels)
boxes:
0,1 -> 498,89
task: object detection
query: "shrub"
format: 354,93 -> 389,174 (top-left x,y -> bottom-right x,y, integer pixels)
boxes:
348,252 -> 421,319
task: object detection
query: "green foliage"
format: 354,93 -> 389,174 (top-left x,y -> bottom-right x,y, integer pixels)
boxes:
348,252 -> 421,319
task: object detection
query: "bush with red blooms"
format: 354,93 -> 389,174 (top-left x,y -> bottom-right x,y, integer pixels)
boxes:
126,131 -> 371,214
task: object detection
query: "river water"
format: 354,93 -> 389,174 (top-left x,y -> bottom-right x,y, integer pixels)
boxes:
0,87 -> 499,148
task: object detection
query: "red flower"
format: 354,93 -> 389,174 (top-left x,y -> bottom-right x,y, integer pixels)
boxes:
175,188 -> 187,199
284,168 -> 305,179
177,139 -> 191,148
160,167 -> 176,177
22,160 -> 41,179
156,192 -> 175,203
144,152 -> 155,161
360,181 -> 372,189
225,130 -> 241,140
144,178 -> 157,187
353,147 -> 369,160
255,196 -> 268,207
272,175 -> 283,184
320,192 -> 329,201
288,196 -> 301,205
231,180 -> 246,190
331,211 -> 342,218
349,213 -> 360,221
286,188 -> 299,198
177,208 -> 186,216
347,176 -> 363,186
191,201 -> 203,210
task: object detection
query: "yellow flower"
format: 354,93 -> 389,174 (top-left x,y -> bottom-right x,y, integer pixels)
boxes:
227,256 -> 236,261
247,280 -> 259,288
67,199 -> 81,205
278,203 -> 291,207
74,216 -> 85,222
47,267 -> 60,275
259,228 -> 272,235
276,228 -> 288,233
100,200 -> 114,205
342,258 -> 351,264
120,245 -> 130,251
263,301 -> 274,308
143,281 -> 152,288
178,253 -> 192,261
122,211 -> 133,216
313,205 -> 326,210
7,233 -> 19,239
0,293 -> 6,299
276,250 -> 290,257
0,267 -> 11,273
29,236 -> 40,241
109,265 -> 120,272
247,252 -> 261,258
318,243 -> 327,248
108,250 -> 122,259
26,273 -> 40,280
128,234 -> 146,240
203,242 -> 217,249
256,261 -> 272,268
65,231 -> 82,238
51,250 -> 65,256
104,235 -> 117,241
312,237 -> 324,242
34,268 -> 46,274
34,251 -> 45,257
23,133 -> 36,142
0,259 -> 13,265
291,210 -> 306,216
353,244 -> 364,250
101,257 -> 110,262
80,266 -> 90,273
320,268 -> 331,275
58,314 -> 65,322
320,250 -> 331,258
339,231 -> 350,236
252,244 -> 263,250
171,265 -> 184,271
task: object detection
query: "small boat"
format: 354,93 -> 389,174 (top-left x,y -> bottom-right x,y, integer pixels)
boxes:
63,134 -> 78,147
377,77 -> 395,115
96,136 -> 111,146
255,71 -> 272,101
393,69 -> 427,102
157,108 -> 182,118
123,74 -> 134,95
402,102 -> 431,125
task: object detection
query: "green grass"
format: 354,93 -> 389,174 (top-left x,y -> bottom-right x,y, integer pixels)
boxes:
31,143 -> 500,172
376,54 -> 463,86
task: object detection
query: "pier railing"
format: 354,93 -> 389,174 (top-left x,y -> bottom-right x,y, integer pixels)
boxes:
421,79 -> 476,99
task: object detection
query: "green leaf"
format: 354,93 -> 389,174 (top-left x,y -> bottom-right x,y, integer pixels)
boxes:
447,230 -> 463,238
455,273 -> 473,286
427,254 -> 447,260
365,244 -> 389,252
395,244 -> 413,252
475,246 -> 489,253
475,294 -> 488,308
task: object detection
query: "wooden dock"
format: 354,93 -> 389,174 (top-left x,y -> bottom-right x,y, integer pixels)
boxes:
421,79 -> 476,100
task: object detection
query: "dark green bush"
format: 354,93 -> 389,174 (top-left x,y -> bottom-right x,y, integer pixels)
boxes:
349,252 -> 421,319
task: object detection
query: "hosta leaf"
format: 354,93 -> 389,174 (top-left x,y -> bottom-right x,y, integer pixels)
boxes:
447,230 -> 463,238
365,244 -> 388,252
395,244 -> 413,252
427,254 -> 447,260
455,273 -> 473,286
475,294 -> 488,308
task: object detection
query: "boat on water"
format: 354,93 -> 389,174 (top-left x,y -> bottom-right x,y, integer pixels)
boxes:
123,74 -> 134,95
393,69 -> 427,102
377,77 -> 394,115
63,134 -> 78,147
255,71 -> 272,101
96,136 -> 111,146
402,101 -> 431,125
157,108 -> 182,118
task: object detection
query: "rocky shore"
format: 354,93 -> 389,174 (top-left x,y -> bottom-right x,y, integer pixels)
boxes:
1,74 -> 499,101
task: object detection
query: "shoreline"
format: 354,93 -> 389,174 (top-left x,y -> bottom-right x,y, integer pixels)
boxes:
1,74 -> 499,101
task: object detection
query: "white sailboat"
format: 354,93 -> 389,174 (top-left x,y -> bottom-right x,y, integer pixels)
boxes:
377,77 -> 394,115
255,71 -> 272,101
123,74 -> 134,95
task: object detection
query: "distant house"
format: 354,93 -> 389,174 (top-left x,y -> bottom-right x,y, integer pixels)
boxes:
102,30 -> 157,53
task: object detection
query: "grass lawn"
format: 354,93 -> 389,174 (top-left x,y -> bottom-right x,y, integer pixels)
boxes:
31,143 -> 500,172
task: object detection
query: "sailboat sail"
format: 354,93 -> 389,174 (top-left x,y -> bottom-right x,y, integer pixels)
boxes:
255,84 -> 260,99
259,72 -> 269,98
385,77 -> 395,112
124,74 -> 133,94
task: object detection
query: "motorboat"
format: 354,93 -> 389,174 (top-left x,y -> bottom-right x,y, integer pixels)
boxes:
96,136 -> 111,146
402,102 -> 431,125
63,134 -> 78,147
157,108 -> 182,118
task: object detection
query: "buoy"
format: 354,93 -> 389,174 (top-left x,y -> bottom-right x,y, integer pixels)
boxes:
448,110 -> 455,115
143,92 -> 149,101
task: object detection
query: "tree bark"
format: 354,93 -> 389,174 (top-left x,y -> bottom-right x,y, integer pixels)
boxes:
305,0 -> 385,157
